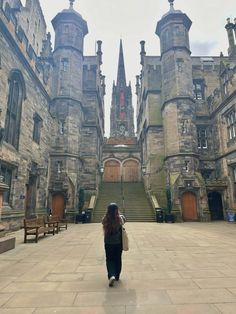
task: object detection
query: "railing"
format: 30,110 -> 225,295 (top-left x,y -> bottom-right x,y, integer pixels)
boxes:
147,190 -> 162,214
120,175 -> 125,216
87,193 -> 98,222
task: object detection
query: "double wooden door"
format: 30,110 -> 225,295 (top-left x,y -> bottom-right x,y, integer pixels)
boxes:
103,159 -> 140,182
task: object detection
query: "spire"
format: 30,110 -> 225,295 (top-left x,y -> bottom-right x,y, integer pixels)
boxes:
116,40 -> 126,87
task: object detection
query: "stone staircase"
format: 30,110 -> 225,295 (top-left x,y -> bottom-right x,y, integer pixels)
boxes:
93,182 -> 155,222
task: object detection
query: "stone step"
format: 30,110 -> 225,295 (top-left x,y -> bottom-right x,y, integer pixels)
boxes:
94,182 -> 155,222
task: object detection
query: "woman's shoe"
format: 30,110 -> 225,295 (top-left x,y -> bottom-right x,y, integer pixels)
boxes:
109,276 -> 115,287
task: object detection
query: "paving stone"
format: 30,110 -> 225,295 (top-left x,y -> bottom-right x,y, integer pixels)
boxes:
0,309 -> 35,314
214,303 -> 236,313
126,304 -> 220,314
1,222 -> 236,312
167,288 -> 236,304
34,306 -> 125,314
3,292 -> 77,308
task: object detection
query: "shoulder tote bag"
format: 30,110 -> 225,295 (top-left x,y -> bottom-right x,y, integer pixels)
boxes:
122,227 -> 129,251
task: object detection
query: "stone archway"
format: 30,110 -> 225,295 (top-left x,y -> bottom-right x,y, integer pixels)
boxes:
122,159 -> 140,182
103,160 -> 121,182
181,191 -> 198,221
208,192 -> 224,220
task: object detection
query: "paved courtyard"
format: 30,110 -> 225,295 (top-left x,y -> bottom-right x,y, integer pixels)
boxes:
1,222 -> 236,313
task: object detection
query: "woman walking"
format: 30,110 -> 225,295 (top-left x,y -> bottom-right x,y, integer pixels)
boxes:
102,203 -> 125,287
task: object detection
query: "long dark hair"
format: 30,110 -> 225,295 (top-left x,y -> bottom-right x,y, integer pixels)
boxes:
102,203 -> 121,236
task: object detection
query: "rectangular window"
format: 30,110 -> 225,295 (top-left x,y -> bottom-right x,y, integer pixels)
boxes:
197,127 -> 208,149
1,166 -> 12,204
33,113 -> 42,144
193,79 -> 205,100
226,110 -> 236,142
233,168 -> 236,183
61,58 -> 69,72
59,120 -> 65,135
222,74 -> 229,95
64,25 -> 69,33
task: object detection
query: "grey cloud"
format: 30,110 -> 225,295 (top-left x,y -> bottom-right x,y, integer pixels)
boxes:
191,41 -> 218,56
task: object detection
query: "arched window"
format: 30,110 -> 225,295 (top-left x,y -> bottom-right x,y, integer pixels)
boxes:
5,70 -> 25,149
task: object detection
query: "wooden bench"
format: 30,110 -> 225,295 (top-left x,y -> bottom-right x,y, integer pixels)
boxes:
23,217 -> 55,243
47,216 -> 68,233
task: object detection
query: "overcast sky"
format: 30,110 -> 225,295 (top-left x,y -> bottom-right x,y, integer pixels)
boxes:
38,0 -> 236,135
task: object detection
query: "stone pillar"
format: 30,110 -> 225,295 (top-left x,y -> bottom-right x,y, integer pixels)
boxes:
225,18 -> 236,58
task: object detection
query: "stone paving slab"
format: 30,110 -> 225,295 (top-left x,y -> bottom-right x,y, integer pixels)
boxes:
1,222 -> 236,313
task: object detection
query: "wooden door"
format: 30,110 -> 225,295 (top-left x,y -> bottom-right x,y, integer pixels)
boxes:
52,194 -> 65,219
181,192 -> 198,221
104,160 -> 121,182
122,160 -> 140,182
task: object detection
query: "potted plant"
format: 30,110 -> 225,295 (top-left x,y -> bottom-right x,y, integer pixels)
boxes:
164,187 -> 175,223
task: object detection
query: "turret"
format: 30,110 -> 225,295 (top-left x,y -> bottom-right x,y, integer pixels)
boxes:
225,18 -> 236,58
156,0 -> 193,103
156,0 -> 191,56
52,0 -> 88,53
51,0 -> 88,100
140,40 -> 146,65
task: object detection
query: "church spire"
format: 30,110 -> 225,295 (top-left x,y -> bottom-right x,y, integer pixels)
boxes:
116,40 -> 126,87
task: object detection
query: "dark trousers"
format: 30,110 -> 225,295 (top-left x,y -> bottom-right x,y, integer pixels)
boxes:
105,243 -> 122,280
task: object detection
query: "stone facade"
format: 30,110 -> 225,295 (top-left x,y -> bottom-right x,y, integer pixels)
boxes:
136,1 -> 236,221
1,0 -> 236,227
0,0 -> 105,229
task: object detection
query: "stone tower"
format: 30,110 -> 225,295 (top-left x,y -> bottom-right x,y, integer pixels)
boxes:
110,40 -> 134,137
49,0 -> 88,214
156,0 -> 209,221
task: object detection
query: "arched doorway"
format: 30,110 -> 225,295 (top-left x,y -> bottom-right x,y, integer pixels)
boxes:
208,192 -> 224,220
52,194 -> 65,219
122,159 -> 140,182
103,160 -> 121,182
181,191 -> 198,221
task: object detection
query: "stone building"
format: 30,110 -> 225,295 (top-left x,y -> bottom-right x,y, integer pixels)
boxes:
136,0 -> 236,221
0,0 -> 105,229
1,0 -> 236,228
